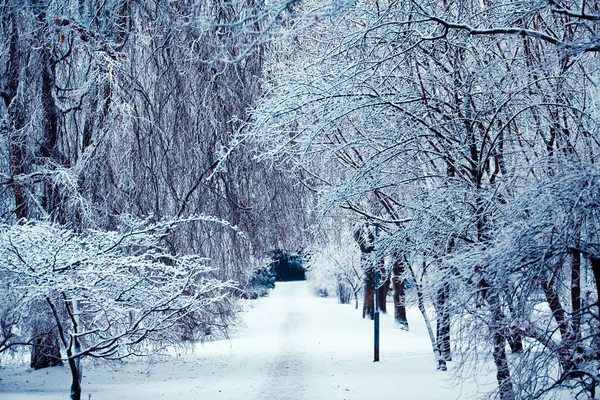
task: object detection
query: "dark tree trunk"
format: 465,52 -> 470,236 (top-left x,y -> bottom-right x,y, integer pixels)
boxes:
489,293 -> 515,400
9,137 -> 28,219
507,330 -> 523,354
363,265 -> 375,320
378,264 -> 390,313
39,44 -> 59,161
436,280 -> 451,361
3,8 -> 28,220
493,329 -> 515,400
37,10 -> 64,221
591,257 -> 600,312
30,332 -> 63,370
392,256 -> 408,329
591,256 -> 600,362
410,261 -> 446,370
541,258 -> 584,373
338,282 -> 351,304
507,302 -> 523,353
67,355 -> 82,400
354,227 -> 376,320
45,297 -> 80,399
565,249 -> 584,374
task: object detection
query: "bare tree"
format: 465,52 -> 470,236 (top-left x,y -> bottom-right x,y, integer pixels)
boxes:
0,217 -> 237,400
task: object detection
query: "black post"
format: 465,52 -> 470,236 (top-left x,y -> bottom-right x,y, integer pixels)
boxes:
374,225 -> 380,362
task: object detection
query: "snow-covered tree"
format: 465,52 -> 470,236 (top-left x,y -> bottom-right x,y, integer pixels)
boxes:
0,217 -> 237,400
306,228 -> 362,307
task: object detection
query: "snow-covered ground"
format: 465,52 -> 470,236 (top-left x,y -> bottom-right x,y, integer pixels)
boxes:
0,281 -> 495,399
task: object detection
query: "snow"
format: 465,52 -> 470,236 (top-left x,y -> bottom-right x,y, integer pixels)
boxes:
0,281 -> 493,399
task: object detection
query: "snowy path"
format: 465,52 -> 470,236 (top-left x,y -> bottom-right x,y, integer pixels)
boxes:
0,282 -> 492,399
252,282 -> 341,399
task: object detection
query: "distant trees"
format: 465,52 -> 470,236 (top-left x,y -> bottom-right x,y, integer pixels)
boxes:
306,225 -> 362,307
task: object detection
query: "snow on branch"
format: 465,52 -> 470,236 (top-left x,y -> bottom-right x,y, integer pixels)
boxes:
0,219 -> 237,362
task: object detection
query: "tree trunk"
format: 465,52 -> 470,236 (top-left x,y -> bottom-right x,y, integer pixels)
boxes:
338,282 -> 351,304
571,249 -> 582,335
492,329 -> 515,400
3,7 -> 29,220
67,355 -> 82,400
436,280 -> 451,361
507,300 -> 523,353
37,9 -> 65,221
589,257 -> 600,362
541,258 -> 584,373
566,249 -> 584,374
507,330 -> 523,354
392,256 -> 408,329
489,291 -> 515,400
363,265 -> 375,320
9,135 -> 28,219
591,257 -> 600,311
408,261 -> 446,370
354,227 -> 375,319
378,264 -> 390,313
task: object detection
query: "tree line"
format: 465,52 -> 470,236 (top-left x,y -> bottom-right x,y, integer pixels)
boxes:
247,0 -> 600,399
0,1 -> 311,399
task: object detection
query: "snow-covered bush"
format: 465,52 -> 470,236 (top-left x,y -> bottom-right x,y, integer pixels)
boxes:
305,235 -> 361,308
245,264 -> 277,298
